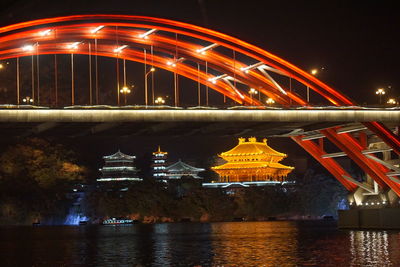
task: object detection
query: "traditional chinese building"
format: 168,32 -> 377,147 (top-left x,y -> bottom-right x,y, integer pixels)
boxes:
165,160 -> 205,180
211,137 -> 294,183
97,150 -> 142,183
152,146 -> 168,181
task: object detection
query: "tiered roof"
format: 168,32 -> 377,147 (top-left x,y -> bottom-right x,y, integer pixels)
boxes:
166,160 -> 205,172
103,150 -> 136,160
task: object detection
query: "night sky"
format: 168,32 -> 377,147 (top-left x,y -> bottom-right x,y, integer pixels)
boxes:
0,0 -> 398,174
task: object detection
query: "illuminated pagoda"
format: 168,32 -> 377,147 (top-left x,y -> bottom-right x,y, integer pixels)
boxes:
152,146 -> 168,182
97,150 -> 142,183
165,160 -> 205,180
208,137 -> 294,187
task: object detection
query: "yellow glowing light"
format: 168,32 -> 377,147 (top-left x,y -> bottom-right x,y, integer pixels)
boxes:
376,88 -> 385,95
211,137 -> 294,183
311,69 -> 318,75
266,98 -> 275,104
155,97 -> 165,104
387,98 -> 397,104
120,86 -> 131,94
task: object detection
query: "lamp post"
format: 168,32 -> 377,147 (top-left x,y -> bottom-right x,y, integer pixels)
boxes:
248,88 -> 258,105
376,88 -> 386,105
155,96 -> 165,105
307,68 -> 319,103
266,98 -> 275,105
119,86 -> 131,105
22,96 -> 34,104
387,98 -> 397,105
145,67 -> 155,106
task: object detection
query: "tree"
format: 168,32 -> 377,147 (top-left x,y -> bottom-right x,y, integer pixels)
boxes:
0,138 -> 86,224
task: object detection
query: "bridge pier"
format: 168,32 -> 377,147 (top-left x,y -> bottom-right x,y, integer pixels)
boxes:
339,140 -> 400,229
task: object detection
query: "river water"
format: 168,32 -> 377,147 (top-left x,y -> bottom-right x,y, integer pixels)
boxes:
0,221 -> 399,266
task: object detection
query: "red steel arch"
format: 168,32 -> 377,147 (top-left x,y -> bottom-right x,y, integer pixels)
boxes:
0,15 -> 399,196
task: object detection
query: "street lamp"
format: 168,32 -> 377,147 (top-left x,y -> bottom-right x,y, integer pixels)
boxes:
387,98 -> 397,105
119,86 -> 131,105
376,88 -> 386,104
155,96 -> 165,105
145,67 -> 156,106
248,88 -> 258,105
266,98 -> 275,105
22,96 -> 34,104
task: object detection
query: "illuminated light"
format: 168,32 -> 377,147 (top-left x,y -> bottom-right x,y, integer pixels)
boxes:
91,25 -> 104,34
0,63 -> 3,69
22,45 -> 34,51
266,98 -> 275,105
365,203 -> 369,205
240,62 -> 264,72
138,29 -> 157,39
166,57 -> 184,67
196,43 -> 218,54
208,74 -> 228,84
150,67 -> 156,72
376,88 -> 385,95
155,96 -> 165,104
387,98 -> 396,104
113,45 -> 128,53
67,42 -> 81,49
211,137 -> 294,183
371,202 -> 375,205
22,97 -> 34,103
311,69 -> 318,75
38,29 -> 52,36
120,86 -> 131,94
249,88 -> 258,95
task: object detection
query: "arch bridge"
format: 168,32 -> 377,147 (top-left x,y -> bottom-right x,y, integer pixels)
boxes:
0,15 -> 399,205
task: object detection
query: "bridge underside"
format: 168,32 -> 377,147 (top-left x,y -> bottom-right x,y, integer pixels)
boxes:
0,120 -> 346,138
0,109 -> 397,138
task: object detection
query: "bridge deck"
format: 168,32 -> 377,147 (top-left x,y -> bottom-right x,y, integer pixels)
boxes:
0,109 -> 397,137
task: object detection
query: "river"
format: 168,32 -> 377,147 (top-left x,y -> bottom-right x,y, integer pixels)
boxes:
1,221 -> 399,266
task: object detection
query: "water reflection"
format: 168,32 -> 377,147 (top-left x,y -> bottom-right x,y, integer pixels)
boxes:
211,222 -> 299,266
1,222 -> 400,266
350,230 -> 391,266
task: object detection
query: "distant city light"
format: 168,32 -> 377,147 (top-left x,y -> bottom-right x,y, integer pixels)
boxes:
311,69 -> 318,75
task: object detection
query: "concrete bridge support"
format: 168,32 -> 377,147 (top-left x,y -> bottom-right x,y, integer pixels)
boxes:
339,141 -> 400,229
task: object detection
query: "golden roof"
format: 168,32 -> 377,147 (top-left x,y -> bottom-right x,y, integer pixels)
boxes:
153,145 -> 168,155
220,137 -> 286,157
212,161 -> 294,170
